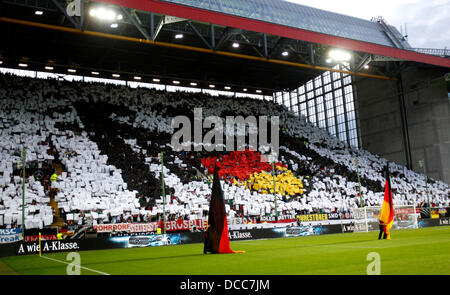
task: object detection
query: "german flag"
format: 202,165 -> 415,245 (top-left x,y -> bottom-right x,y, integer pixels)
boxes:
379,166 -> 394,239
204,165 -> 244,254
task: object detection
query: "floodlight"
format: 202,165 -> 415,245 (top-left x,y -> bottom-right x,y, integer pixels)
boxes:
209,84 -> 215,88
134,76 -> 142,80
232,42 -> 239,48
110,23 -> 118,28
190,82 -> 197,86
45,66 -> 54,70
18,63 -> 28,67
35,10 -> 43,16
328,49 -> 352,62
224,86 -> 231,90
256,90 -> 262,93
282,51 -> 289,56
91,71 -> 99,75
173,80 -> 180,84
68,68 -> 76,73
153,78 -> 161,82
112,74 -> 120,78
174,34 -> 183,39
91,7 -> 116,21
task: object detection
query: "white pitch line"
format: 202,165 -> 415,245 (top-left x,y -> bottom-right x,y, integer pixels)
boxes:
332,245 -> 385,249
40,255 -> 110,275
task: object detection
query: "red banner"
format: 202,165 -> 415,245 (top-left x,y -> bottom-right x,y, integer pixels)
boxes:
93,219 -> 208,233
25,235 -> 57,242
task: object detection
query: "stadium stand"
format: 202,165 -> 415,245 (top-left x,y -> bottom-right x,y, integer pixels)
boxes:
0,73 -> 449,231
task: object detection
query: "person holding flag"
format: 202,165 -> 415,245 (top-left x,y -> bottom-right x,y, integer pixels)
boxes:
379,164 -> 394,240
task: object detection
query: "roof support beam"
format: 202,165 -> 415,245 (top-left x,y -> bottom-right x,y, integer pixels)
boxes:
269,37 -> 284,58
263,33 -> 268,58
309,44 -> 315,65
188,21 -> 212,49
154,15 -> 186,41
120,7 -> 151,40
215,27 -> 231,50
79,0 -> 85,31
240,34 -> 264,58
372,55 -> 404,62
215,27 -> 242,50
149,12 -> 155,40
355,53 -> 372,72
210,24 -> 215,49
287,44 -> 311,65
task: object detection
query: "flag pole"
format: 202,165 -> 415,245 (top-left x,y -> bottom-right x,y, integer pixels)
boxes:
159,152 -> 166,235
270,157 -> 278,221
353,158 -> 363,207
21,147 -> 27,240
419,160 -> 430,217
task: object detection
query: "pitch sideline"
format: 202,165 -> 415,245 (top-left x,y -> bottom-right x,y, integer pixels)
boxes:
40,255 -> 110,275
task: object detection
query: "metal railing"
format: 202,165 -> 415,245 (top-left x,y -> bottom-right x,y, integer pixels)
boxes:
411,48 -> 450,58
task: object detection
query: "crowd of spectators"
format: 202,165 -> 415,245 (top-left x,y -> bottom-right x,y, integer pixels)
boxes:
0,73 -> 448,231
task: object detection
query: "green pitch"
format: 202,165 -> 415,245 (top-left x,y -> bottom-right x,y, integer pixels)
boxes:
1,226 -> 449,275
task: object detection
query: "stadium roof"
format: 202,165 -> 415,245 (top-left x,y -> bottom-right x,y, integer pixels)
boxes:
159,0 -> 412,49
0,0 -> 448,94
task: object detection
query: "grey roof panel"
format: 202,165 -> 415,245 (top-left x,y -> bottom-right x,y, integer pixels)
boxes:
161,0 -> 411,48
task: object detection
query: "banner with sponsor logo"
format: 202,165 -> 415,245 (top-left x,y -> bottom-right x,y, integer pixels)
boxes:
16,240 -> 82,255
341,223 -> 355,233
228,224 -> 343,241
109,234 -> 182,248
1,219 -> 448,258
0,228 -> 23,244
296,214 -> 329,222
25,235 -> 57,242
438,217 -> 450,226
229,216 -> 297,225
296,212 -> 352,222
418,217 -> 450,228
93,219 -> 208,233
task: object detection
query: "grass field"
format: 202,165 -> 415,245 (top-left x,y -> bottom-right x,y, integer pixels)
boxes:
1,226 -> 449,275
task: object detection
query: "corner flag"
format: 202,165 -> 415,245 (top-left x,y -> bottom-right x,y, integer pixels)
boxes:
204,165 -> 244,254
379,165 -> 394,239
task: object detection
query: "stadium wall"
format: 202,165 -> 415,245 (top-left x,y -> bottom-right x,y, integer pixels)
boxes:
354,66 -> 450,184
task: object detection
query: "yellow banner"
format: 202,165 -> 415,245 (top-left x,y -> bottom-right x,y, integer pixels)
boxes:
296,214 -> 329,222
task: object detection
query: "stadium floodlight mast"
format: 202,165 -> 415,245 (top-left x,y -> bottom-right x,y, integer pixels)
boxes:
353,158 -> 363,207
158,152 -> 166,234
418,160 -> 431,215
